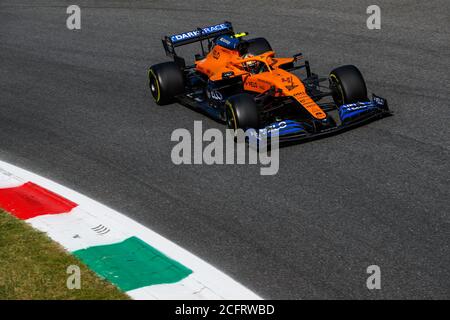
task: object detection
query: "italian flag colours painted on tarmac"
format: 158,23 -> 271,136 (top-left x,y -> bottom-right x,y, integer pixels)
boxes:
0,161 -> 261,299
0,181 -> 192,293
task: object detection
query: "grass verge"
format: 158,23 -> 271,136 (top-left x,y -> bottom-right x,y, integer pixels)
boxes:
0,209 -> 129,299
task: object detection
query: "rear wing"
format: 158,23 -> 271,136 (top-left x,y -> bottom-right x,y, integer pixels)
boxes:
162,21 -> 234,58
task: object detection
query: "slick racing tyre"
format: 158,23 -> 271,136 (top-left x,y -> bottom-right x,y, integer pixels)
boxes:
246,37 -> 272,55
329,65 -> 368,106
225,94 -> 260,132
148,62 -> 184,105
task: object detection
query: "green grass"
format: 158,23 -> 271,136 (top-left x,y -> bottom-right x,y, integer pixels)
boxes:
0,209 -> 129,300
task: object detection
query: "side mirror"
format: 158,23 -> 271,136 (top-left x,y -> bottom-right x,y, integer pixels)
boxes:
222,71 -> 234,79
293,52 -> 303,60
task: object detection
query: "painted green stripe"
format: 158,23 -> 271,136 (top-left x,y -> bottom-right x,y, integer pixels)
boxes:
73,236 -> 192,291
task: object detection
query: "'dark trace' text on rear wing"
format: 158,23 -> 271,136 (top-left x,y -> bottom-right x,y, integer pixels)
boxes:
162,21 -> 235,65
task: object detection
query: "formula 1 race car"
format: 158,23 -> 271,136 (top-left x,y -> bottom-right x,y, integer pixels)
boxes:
148,22 -> 391,143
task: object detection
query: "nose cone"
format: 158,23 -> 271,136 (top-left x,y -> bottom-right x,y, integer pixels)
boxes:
268,68 -> 304,94
274,69 -> 327,120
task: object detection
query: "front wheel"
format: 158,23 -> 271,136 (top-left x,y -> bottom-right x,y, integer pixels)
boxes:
329,65 -> 368,106
225,94 -> 260,132
245,37 -> 272,56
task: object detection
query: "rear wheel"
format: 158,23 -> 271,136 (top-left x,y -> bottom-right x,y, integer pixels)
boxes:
329,65 -> 368,106
225,94 -> 260,132
148,62 -> 184,105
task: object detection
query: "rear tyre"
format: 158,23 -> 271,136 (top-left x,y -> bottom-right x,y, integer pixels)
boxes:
225,94 -> 260,132
148,62 -> 184,105
246,38 -> 272,55
329,65 -> 368,106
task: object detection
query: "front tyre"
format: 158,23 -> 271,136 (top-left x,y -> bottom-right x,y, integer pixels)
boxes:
148,62 -> 184,105
225,94 -> 260,132
245,37 -> 272,56
329,65 -> 368,106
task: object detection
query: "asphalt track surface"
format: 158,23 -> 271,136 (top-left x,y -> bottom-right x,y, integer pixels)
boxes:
1,0 -> 449,299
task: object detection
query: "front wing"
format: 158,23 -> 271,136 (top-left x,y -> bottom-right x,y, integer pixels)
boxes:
252,94 -> 392,144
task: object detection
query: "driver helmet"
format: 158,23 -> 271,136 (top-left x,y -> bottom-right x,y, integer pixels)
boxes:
242,53 -> 262,74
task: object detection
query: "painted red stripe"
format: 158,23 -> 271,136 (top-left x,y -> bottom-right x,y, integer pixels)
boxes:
0,182 -> 77,219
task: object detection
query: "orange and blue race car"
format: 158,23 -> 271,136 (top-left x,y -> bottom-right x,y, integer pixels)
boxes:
148,21 -> 391,143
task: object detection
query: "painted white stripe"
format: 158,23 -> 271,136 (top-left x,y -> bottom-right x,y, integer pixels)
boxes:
0,169 -> 23,188
27,207 -> 131,252
128,275 -> 222,300
0,160 -> 261,300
